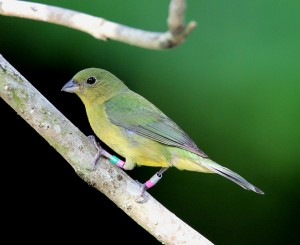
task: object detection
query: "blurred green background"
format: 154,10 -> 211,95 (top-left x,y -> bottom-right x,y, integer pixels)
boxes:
1,0 -> 299,244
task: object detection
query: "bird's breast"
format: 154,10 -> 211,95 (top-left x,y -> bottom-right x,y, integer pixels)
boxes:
86,103 -> 128,154
85,103 -> 170,167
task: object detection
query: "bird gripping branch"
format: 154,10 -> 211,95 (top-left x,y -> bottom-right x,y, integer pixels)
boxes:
62,68 -> 264,195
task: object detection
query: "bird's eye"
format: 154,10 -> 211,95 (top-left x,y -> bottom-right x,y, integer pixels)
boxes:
87,76 -> 96,85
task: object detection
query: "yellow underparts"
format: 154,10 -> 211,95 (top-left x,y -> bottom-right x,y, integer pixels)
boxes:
85,101 -> 213,173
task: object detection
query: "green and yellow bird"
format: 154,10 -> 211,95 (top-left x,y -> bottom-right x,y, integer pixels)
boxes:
62,68 -> 263,194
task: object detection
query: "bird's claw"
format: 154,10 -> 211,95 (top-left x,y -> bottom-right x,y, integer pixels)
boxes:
87,135 -> 102,171
134,180 -> 149,203
88,135 -> 101,148
88,135 -> 95,140
86,160 -> 97,171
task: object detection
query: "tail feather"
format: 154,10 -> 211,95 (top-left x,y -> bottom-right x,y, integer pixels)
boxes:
201,161 -> 264,194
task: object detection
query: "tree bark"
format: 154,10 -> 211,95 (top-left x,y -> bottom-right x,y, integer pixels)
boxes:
0,55 -> 213,244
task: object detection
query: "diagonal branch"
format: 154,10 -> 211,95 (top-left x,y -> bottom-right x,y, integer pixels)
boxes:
0,0 -> 197,49
0,55 -> 213,244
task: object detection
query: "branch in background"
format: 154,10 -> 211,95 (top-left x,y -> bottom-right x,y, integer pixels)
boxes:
0,55 -> 213,244
0,0 -> 197,50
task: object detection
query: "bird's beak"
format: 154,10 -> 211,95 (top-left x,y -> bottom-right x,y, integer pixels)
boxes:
61,79 -> 79,93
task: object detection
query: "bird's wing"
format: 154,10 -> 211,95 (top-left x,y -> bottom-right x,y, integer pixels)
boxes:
105,92 -> 208,158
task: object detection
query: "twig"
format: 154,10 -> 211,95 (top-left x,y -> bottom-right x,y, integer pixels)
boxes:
0,0 -> 197,49
0,55 -> 213,244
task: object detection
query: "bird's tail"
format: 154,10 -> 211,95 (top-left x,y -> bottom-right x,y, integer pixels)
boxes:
200,159 -> 264,194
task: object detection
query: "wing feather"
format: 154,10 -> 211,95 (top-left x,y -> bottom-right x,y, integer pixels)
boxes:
105,92 -> 208,158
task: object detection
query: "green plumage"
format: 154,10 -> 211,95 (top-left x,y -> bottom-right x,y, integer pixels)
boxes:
105,92 -> 208,157
61,68 -> 264,194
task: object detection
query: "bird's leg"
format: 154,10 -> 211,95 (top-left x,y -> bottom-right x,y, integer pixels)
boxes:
133,167 -> 169,203
88,135 -> 125,169
88,135 -> 103,169
141,167 -> 169,192
88,135 -> 168,201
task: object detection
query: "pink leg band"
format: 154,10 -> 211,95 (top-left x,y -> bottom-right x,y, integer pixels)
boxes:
116,160 -> 125,168
145,180 -> 155,188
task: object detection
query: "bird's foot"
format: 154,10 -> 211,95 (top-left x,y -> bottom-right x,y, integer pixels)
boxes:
134,180 -> 150,203
134,169 -> 167,203
88,135 -> 126,170
87,135 -> 102,170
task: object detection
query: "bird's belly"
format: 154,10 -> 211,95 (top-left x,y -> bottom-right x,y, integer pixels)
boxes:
103,128 -> 170,168
88,109 -> 169,167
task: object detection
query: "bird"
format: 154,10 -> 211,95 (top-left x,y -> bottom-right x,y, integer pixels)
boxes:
61,68 -> 264,194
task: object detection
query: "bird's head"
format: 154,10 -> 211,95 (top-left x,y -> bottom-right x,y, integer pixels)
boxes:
61,68 -> 127,104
